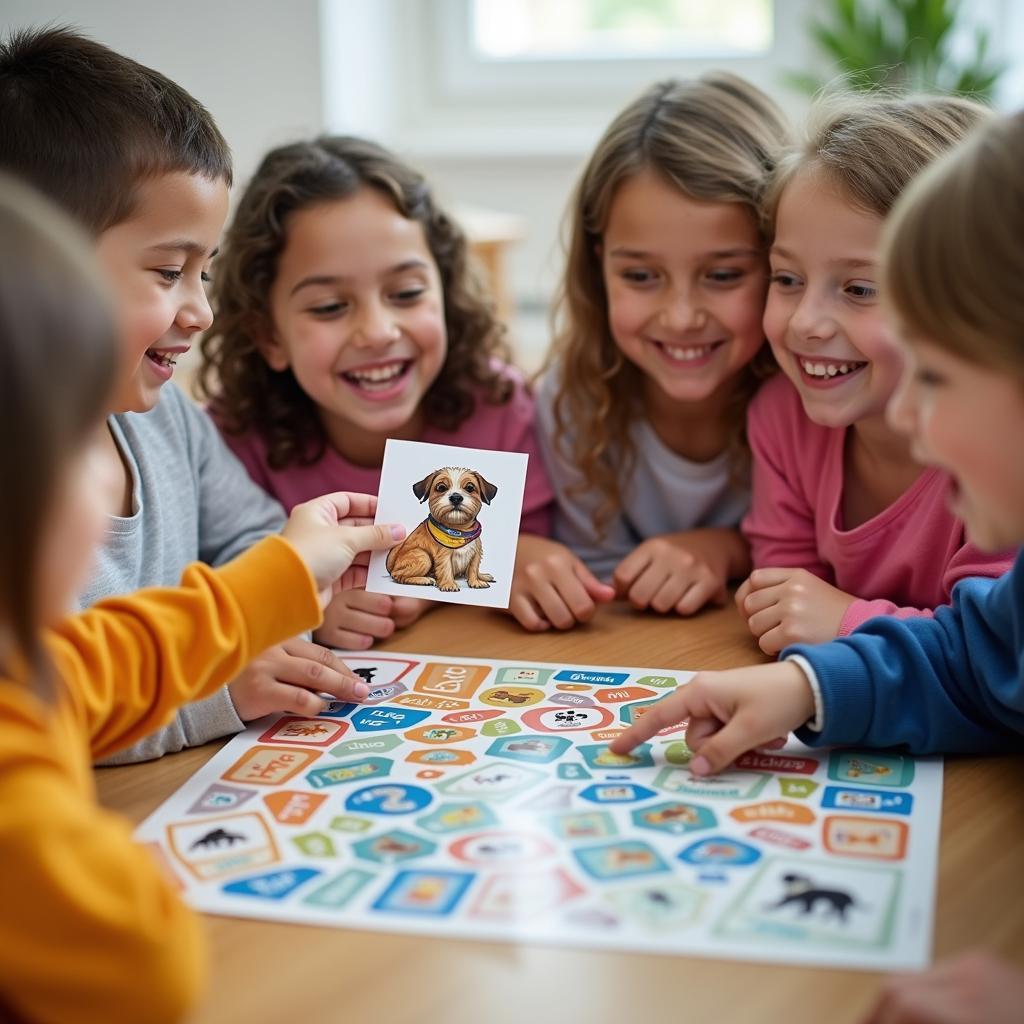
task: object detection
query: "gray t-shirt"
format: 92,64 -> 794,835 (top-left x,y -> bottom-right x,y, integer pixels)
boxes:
535,369 -> 749,580
80,383 -> 286,763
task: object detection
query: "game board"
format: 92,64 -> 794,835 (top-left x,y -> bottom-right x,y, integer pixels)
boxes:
137,652 -> 942,970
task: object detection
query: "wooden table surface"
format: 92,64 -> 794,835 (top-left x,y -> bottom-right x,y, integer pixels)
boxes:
96,600 -> 1024,1024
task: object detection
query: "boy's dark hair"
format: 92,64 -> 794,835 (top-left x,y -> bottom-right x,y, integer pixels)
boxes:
0,25 -> 232,234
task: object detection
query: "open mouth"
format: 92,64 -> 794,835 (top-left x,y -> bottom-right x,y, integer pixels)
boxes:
144,348 -> 183,377
340,359 -> 412,394
797,356 -> 868,383
655,340 -> 726,365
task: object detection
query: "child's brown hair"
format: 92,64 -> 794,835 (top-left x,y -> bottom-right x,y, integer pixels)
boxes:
765,91 -> 989,230
883,110 -> 1024,376
0,175 -> 118,695
200,136 -> 511,470
546,73 -> 789,533
0,26 -> 232,233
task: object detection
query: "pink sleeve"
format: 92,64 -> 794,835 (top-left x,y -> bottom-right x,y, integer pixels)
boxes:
496,374 -> 554,537
839,541 -> 1014,635
839,598 -> 934,635
742,381 -> 831,577
943,541 -> 1015,595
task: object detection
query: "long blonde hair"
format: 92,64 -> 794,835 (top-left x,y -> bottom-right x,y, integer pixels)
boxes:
765,92 -> 989,228
882,109 -> 1024,376
547,73 -> 789,533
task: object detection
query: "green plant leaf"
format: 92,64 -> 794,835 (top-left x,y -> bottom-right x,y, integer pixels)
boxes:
781,69 -> 827,96
835,0 -> 859,31
790,0 -> 1005,98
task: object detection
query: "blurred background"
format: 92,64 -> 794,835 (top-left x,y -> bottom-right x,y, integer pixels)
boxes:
2,0 -> 1022,372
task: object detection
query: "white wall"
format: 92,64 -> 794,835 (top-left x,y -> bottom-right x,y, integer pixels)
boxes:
321,0 -> 1024,317
320,0 -> 821,313
4,0 -> 1024,326
0,0 -> 324,194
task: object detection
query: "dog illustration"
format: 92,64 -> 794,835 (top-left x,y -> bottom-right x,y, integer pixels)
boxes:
386,467 -> 497,592
767,873 -> 858,922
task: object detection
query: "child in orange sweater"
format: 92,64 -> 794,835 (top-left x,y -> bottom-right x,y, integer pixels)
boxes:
0,177 -> 403,1023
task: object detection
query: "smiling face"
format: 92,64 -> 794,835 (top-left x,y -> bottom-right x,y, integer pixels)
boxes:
764,167 -> 906,430
600,168 -> 768,408
887,338 -> 1024,550
265,188 -> 448,461
95,171 -> 229,413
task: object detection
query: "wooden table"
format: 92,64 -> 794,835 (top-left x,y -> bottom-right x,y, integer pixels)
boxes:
96,601 -> 1024,1024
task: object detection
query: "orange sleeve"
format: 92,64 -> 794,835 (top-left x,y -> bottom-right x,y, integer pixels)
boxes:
0,535 -> 322,1022
0,687 -> 206,1024
52,534 -> 321,760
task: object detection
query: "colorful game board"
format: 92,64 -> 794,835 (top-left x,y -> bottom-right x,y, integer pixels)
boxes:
137,652 -> 942,970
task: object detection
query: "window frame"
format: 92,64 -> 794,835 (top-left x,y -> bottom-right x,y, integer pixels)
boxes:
322,0 -> 819,157
430,0 -> 807,102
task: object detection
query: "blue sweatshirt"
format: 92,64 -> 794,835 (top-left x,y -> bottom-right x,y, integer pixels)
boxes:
785,550 -> 1024,754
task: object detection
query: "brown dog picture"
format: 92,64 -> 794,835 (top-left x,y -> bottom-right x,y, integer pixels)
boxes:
367,440 -> 529,609
386,467 -> 497,592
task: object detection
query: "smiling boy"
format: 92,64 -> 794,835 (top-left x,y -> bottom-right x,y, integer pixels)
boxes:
0,27 -> 368,760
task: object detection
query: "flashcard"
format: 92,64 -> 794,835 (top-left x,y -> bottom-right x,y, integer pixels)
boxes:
137,651 -> 943,971
366,439 -> 529,608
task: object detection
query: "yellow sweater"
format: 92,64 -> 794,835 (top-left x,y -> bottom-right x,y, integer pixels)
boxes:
0,535 -> 320,1024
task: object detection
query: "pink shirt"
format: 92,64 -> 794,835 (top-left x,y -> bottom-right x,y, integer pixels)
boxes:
742,374 -> 1013,635
215,367 -> 554,536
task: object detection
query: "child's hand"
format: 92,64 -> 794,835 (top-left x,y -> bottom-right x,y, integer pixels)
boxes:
392,595 -> 432,629
315,590 -> 432,650
862,951 -> 1024,1024
608,661 -> 815,775
509,535 -> 615,631
613,529 -> 744,616
735,567 -> 855,654
228,638 -> 371,719
281,492 -> 404,605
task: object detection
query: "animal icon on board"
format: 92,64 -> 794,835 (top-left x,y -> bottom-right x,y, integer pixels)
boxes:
190,828 -> 245,851
767,873 -> 859,922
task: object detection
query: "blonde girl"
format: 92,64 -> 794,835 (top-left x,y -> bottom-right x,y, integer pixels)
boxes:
737,94 -> 1012,655
613,108 -> 1024,1024
527,73 -> 789,631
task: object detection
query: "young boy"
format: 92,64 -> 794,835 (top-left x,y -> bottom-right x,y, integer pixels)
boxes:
0,27 -> 369,761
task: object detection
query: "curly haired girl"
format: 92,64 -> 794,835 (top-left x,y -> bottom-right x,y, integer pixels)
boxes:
200,136 -> 553,645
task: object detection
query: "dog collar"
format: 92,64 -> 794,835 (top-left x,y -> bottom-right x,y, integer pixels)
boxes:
426,515 -> 481,549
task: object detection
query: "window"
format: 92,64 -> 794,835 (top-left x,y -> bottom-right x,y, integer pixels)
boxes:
472,0 -> 773,62
321,0 -> 813,157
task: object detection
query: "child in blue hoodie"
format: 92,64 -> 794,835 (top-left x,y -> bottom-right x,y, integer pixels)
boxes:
612,109 -> 1024,1024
